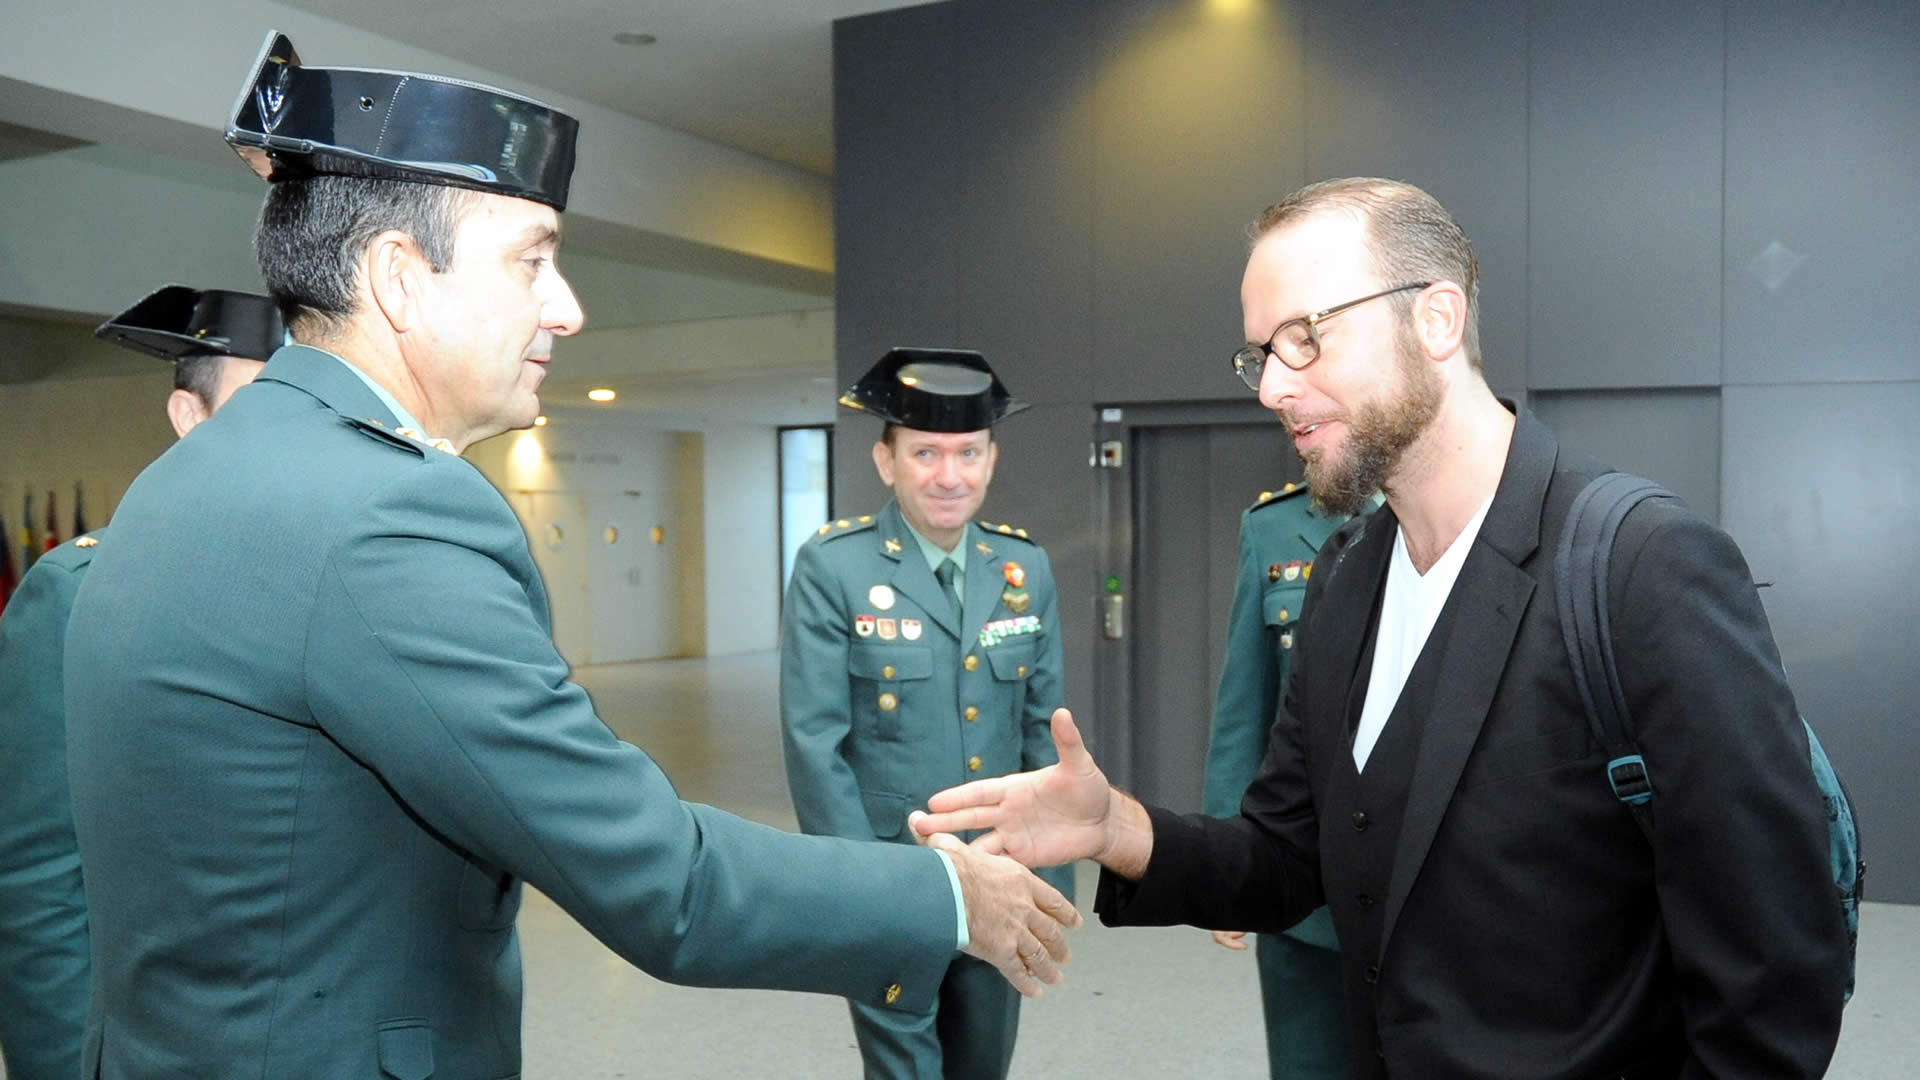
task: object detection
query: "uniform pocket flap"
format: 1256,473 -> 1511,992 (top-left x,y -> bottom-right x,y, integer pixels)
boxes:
850,644 -> 933,681
862,790 -> 910,839
1261,584 -> 1308,628
376,1017 -> 435,1080
984,641 -> 1037,681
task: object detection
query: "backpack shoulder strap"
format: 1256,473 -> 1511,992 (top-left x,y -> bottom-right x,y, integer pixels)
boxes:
1554,471 -> 1674,816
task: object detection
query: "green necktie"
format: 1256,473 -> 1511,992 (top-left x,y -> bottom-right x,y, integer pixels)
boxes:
935,558 -> 960,622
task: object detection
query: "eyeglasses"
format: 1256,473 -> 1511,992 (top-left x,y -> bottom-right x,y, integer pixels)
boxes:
1231,282 -> 1431,390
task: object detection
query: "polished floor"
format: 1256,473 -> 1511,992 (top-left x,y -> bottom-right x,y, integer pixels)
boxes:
512,651 -> 1915,1078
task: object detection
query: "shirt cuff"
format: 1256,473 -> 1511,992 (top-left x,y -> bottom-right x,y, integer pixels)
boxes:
934,848 -> 970,951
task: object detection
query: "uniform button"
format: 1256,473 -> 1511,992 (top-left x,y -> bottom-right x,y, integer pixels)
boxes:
1277,608 -> 1292,623
1015,665 -> 1027,678
967,755 -> 983,772
878,693 -> 898,712
1357,893 -> 1376,910
882,665 -> 895,679
884,983 -> 902,1005
964,706 -> 979,721
1352,811 -> 1370,831
964,655 -> 979,672
1365,963 -> 1380,984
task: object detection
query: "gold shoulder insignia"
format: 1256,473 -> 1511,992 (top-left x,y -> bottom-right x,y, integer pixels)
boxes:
976,521 -> 1037,543
345,417 -> 427,457
1251,482 -> 1307,509
816,515 -> 878,543
75,534 -> 100,549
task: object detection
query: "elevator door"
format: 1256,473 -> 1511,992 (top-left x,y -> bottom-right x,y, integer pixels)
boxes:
1094,404 -> 1304,813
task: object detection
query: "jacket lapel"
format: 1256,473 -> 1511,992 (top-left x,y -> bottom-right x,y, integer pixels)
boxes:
1377,407 -> 1556,959
1313,509 -> 1396,720
881,502 -> 960,640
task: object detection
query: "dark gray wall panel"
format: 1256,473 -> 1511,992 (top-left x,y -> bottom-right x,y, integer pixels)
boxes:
1528,388 -> 1722,524
952,0 -> 1096,406
1528,1 -> 1725,390
1722,382 -> 1920,902
832,6 -> 962,389
980,403 -> 1099,718
830,415 -> 889,524
1724,1 -> 1920,385
1305,0 -> 1530,393
1091,1 -> 1308,403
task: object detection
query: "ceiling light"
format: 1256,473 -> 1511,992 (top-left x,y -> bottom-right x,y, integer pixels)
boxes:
612,32 -> 657,46
533,415 -> 548,426
587,388 -> 617,402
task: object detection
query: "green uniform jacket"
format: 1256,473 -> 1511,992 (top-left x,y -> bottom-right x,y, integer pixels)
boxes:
63,346 -> 957,1078
0,534 -> 98,1080
1202,485 -> 1345,950
781,501 -> 1074,899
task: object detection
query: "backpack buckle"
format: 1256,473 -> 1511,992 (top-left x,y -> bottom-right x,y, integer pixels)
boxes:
1607,755 -> 1653,806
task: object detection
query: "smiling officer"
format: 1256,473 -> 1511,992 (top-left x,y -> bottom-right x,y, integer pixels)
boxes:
783,348 -> 1075,1079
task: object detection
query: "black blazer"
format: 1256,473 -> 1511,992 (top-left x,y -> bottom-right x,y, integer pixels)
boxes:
1099,409 -> 1847,1078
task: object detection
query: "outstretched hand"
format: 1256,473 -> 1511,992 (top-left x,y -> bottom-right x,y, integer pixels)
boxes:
910,708 -> 1122,870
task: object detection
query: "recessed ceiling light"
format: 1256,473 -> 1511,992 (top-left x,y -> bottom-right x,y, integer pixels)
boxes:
612,32 -> 657,46
533,415 -> 549,426
588,388 -> 617,402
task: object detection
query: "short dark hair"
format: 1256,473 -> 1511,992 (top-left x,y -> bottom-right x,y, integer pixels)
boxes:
1250,178 -> 1483,370
173,353 -> 225,409
881,423 -> 996,446
255,175 -> 474,337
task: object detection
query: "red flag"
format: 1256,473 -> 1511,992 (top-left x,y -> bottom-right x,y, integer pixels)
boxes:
44,489 -> 60,552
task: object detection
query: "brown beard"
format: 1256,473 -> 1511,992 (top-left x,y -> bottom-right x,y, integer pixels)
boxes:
1303,319 -> 1441,517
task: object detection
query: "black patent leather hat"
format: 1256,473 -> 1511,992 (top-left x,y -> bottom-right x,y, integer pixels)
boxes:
225,31 -> 578,210
839,348 -> 1029,432
94,286 -> 285,362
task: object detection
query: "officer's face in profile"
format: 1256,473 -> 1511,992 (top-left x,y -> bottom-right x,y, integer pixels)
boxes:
409,193 -> 585,446
873,428 -> 998,545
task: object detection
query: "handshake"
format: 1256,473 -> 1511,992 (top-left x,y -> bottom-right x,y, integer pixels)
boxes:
906,707 -> 1148,999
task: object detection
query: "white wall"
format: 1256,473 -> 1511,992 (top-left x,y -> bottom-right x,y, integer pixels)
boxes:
466,410 -> 683,667
466,411 -> 783,665
701,424 -> 780,657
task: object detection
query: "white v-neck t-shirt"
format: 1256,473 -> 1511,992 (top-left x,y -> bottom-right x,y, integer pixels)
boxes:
1352,495 -> 1496,771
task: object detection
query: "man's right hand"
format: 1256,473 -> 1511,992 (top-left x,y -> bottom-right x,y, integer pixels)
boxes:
911,708 -> 1154,878
921,831 -> 1081,997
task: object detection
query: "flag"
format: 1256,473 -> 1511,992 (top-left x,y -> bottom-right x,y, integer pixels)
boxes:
44,489 -> 60,553
21,490 -> 37,570
0,507 -> 15,613
73,480 -> 88,536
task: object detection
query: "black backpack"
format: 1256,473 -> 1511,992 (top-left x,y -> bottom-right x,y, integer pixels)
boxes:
1554,472 -> 1862,1002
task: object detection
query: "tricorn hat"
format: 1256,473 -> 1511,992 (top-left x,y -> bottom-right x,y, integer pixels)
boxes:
838,348 -> 1029,433
94,286 -> 286,363
225,31 -> 578,210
